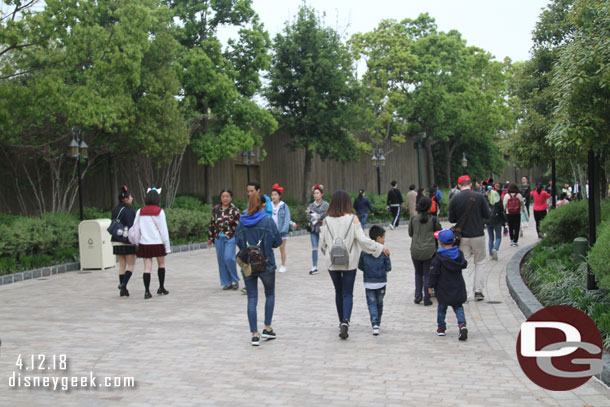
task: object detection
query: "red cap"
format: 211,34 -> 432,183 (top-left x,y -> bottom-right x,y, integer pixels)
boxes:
458,175 -> 471,184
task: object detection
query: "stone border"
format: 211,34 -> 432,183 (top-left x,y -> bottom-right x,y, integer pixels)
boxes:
505,242 -> 610,388
0,219 -> 417,287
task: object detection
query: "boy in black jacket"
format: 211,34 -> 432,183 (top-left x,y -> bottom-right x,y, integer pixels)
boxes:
428,229 -> 469,341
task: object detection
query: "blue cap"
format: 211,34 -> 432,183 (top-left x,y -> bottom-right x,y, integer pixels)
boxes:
434,229 -> 455,245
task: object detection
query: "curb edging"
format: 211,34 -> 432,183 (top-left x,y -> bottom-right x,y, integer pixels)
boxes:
505,242 -> 610,388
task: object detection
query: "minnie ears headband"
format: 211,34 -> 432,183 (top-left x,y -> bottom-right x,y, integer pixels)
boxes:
272,183 -> 284,195
311,184 -> 324,192
147,187 -> 162,194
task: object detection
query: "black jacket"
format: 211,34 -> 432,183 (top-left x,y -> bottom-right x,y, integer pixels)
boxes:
448,190 -> 490,238
386,188 -> 403,206
428,249 -> 468,307
110,203 -> 136,243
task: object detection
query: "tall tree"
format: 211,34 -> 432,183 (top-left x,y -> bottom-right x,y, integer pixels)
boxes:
166,0 -> 277,201
266,5 -> 363,202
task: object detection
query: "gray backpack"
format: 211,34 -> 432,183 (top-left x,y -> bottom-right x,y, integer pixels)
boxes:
328,216 -> 354,266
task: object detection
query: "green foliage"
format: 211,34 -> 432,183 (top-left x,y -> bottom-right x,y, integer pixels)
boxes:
523,241 -> 610,349
590,219 -> 610,291
540,200 -> 610,244
172,195 -> 209,212
165,208 -> 209,242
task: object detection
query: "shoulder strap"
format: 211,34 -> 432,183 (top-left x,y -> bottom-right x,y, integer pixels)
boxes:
114,206 -> 125,222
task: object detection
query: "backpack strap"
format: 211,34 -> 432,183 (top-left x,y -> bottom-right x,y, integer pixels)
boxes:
242,216 -> 269,248
455,191 -> 477,231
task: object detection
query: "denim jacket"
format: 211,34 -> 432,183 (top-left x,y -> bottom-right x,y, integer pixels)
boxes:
358,252 -> 392,284
235,211 -> 282,272
272,201 -> 291,235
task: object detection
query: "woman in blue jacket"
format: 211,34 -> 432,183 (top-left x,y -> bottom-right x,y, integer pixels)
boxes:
235,192 -> 283,346
270,183 -> 291,273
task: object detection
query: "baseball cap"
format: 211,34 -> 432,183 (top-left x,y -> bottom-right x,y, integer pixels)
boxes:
434,229 -> 455,245
457,175 -> 471,185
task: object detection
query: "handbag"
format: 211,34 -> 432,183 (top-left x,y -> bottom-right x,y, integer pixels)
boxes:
107,207 -> 130,244
128,216 -> 141,245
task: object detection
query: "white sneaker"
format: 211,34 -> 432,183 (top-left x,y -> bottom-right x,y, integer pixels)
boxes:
492,249 -> 498,261
309,267 -> 319,275
372,326 -> 380,336
389,224 -> 395,230
278,266 -> 286,273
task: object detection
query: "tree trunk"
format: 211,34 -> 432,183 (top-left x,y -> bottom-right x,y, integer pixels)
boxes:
204,164 -> 211,204
424,135 -> 435,187
109,154 -> 118,209
302,149 -> 313,203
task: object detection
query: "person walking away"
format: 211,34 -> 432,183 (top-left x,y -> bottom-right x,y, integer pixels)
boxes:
434,185 -> 443,213
531,183 -> 551,239
319,190 -> 390,340
133,188 -> 171,299
306,184 -> 329,275
409,196 -> 442,305
112,185 -> 137,297
358,226 -> 391,336
520,176 -> 531,214
448,175 -> 490,302
485,185 -> 504,261
235,192 -> 282,346
503,183 -> 525,247
270,183 -> 291,273
353,189 -> 375,230
208,189 -> 241,290
405,184 -> 418,218
386,181 -> 404,229
428,229 -> 468,341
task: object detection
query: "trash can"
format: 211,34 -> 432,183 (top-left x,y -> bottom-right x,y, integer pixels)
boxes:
78,219 -> 115,270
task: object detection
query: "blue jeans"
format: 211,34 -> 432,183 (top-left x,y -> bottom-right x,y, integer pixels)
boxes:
412,258 -> 431,301
328,269 -> 357,322
486,224 -> 502,256
242,269 -> 275,333
310,232 -> 320,267
365,286 -> 386,327
437,303 -> 466,329
215,236 -> 239,286
358,213 -> 368,230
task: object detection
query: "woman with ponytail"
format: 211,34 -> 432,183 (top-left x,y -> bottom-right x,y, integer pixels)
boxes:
270,183 -> 291,273
531,183 -> 551,239
306,184 -> 329,275
353,189 -> 374,230
408,196 -> 442,305
112,186 -> 137,297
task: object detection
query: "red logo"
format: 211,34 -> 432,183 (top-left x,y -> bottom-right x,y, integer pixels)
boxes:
516,305 -> 603,391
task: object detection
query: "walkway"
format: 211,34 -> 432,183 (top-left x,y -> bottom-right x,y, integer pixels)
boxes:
1,220 -> 609,406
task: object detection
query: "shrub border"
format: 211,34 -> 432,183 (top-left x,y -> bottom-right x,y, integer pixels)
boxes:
505,242 -> 610,388
0,220 -> 407,287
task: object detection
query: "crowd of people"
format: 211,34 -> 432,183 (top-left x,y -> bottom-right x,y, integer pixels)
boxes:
108,173 -> 583,346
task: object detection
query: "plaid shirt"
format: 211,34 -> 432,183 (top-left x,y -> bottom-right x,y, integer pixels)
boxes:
208,203 -> 240,240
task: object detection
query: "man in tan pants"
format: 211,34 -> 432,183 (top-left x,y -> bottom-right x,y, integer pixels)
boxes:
448,175 -> 491,301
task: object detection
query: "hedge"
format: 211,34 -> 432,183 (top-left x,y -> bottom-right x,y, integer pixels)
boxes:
540,200 -> 610,244
590,218 -> 610,291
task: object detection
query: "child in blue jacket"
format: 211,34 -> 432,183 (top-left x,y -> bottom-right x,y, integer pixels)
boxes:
358,225 -> 392,336
429,229 -> 469,341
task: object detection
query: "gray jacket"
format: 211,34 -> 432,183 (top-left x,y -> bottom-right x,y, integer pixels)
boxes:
307,200 -> 329,234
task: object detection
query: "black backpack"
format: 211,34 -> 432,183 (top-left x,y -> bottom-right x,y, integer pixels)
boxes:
237,218 -> 269,275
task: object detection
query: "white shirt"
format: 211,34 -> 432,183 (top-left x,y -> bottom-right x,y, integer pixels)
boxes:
133,208 -> 171,254
272,202 -> 281,227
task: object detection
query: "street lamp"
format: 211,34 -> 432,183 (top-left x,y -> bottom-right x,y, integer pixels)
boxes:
371,147 -> 385,195
461,152 -> 468,175
242,150 -> 256,184
69,128 -> 88,221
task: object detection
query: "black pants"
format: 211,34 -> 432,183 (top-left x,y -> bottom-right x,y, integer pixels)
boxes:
533,210 -> 547,236
390,206 -> 401,227
506,213 -> 520,243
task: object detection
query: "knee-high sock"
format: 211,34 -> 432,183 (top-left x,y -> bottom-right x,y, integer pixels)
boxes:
119,274 -> 124,287
123,271 -> 132,288
157,268 -> 166,289
143,273 -> 151,292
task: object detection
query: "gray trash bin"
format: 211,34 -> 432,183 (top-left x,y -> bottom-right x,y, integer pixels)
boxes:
78,219 -> 115,269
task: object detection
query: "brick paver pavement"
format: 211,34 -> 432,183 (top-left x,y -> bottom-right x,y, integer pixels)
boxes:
1,221 -> 609,406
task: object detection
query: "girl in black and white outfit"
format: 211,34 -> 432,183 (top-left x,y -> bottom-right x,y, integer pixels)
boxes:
112,185 -> 137,297
133,188 -> 171,299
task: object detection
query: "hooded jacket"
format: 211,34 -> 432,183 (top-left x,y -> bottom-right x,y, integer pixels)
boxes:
428,247 -> 468,307
235,210 -> 282,272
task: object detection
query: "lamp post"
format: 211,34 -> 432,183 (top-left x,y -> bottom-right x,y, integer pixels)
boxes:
461,152 -> 468,175
69,128 -> 88,221
242,150 -> 256,184
371,147 -> 385,195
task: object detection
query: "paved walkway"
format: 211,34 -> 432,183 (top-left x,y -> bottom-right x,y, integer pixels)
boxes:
1,220 -> 609,406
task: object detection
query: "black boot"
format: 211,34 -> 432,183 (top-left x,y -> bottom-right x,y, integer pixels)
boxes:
157,268 -> 169,295
120,271 -> 132,297
143,273 -> 152,299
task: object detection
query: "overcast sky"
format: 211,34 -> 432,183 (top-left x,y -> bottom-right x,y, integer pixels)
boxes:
249,0 -> 550,62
